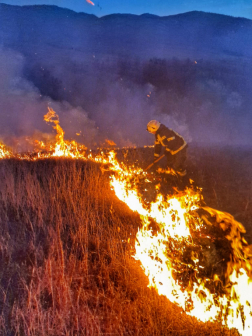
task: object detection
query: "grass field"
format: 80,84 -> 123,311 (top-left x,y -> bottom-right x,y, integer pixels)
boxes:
0,145 -> 250,335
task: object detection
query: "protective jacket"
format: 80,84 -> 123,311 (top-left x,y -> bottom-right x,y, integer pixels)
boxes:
154,124 -> 187,158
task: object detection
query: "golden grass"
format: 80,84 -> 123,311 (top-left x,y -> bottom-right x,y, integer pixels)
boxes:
0,158 -> 239,335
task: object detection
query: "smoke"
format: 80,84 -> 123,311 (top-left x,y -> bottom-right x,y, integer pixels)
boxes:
24,57 -> 174,148
1,44 -> 251,152
1,5 -> 252,151
0,48 -> 98,152
90,82 -> 158,147
32,52 -> 252,149
0,48 -> 169,151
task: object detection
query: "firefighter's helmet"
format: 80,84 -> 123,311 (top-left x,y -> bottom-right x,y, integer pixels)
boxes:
147,120 -> 161,133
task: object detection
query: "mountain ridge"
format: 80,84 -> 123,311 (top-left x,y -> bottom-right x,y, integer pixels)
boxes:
1,3 -> 252,22
0,3 -> 251,62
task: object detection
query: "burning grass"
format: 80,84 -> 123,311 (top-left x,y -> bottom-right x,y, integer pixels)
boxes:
0,157 -> 239,336
0,108 -> 251,335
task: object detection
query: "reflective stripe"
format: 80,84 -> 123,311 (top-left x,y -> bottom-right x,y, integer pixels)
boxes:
171,129 -> 186,144
167,136 -> 175,141
157,134 -> 166,146
156,129 -> 187,155
154,153 -> 160,157
169,129 -> 187,155
170,141 -> 187,155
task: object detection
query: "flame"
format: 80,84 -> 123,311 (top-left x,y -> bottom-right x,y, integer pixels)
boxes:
0,108 -> 251,335
105,139 -> 116,146
43,107 -> 87,158
110,167 -> 252,335
0,142 -> 13,158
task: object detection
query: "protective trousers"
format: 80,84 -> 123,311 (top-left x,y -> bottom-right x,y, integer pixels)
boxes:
165,146 -> 187,172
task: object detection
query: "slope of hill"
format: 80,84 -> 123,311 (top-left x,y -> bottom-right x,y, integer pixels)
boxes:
0,151 -> 244,336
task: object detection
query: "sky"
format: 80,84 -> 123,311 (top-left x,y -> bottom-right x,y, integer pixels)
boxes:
1,0 -> 252,19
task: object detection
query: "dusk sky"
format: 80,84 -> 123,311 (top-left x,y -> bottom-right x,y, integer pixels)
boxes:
1,0 -> 252,19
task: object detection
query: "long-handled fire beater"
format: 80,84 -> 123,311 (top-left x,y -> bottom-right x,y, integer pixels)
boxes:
145,154 -> 165,171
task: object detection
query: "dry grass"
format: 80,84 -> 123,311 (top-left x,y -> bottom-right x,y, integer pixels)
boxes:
0,154 -> 241,336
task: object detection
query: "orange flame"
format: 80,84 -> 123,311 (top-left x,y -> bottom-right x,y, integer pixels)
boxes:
105,139 -> 116,146
43,107 -> 87,158
110,168 -> 252,335
0,142 -> 12,158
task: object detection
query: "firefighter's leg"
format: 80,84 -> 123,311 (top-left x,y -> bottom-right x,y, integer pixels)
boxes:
172,148 -> 189,190
164,153 -> 176,174
157,153 -> 179,191
173,148 -> 187,176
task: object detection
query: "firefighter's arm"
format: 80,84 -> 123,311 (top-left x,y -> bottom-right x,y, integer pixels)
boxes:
154,140 -> 162,160
163,135 -> 175,154
155,133 -> 175,157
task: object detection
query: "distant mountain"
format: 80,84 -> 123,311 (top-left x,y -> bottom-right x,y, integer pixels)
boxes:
0,4 -> 252,61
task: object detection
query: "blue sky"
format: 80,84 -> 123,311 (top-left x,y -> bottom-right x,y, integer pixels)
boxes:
1,0 -> 252,19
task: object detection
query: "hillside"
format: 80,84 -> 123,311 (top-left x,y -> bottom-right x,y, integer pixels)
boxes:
0,5 -> 252,335
0,148 -> 246,336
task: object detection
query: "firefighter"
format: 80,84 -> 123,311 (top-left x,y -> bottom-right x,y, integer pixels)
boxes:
146,120 -> 187,176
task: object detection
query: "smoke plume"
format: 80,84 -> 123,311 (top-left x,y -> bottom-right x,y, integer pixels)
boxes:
0,48 -> 98,152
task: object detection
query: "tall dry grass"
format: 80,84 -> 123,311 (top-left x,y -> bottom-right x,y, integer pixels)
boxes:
0,158 -> 238,335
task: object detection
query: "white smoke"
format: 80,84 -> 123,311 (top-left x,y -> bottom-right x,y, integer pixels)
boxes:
0,48 -> 98,151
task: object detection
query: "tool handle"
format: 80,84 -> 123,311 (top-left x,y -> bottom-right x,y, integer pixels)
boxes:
145,154 -> 165,171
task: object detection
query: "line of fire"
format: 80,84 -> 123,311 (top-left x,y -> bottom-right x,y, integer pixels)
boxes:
0,107 -> 251,335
